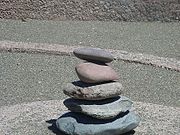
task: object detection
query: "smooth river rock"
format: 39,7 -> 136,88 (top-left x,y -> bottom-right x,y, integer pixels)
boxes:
56,111 -> 140,135
64,96 -> 133,119
73,48 -> 114,63
75,62 -> 119,83
63,81 -> 123,100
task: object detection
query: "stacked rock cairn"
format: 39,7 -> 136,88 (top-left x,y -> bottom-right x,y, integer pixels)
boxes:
56,48 -> 140,135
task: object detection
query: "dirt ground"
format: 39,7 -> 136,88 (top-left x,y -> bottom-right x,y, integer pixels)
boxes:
0,0 -> 180,22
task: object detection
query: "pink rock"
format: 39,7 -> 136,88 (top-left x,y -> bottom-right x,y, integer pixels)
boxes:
75,62 -> 119,83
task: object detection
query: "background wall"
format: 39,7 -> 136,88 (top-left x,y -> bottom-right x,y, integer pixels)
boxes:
0,0 -> 180,22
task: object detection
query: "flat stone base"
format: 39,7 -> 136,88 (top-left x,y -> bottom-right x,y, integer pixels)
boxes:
56,111 -> 140,135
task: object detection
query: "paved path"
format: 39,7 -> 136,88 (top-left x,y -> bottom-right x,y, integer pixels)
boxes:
0,20 -> 179,60
1,41 -> 180,72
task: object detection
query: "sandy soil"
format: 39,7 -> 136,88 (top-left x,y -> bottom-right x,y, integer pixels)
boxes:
0,0 -> 180,22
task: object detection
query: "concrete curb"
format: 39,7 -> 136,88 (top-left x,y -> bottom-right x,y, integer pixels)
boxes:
0,100 -> 179,135
0,40 -> 180,72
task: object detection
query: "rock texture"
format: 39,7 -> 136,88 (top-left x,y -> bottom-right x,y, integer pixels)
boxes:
73,48 -> 114,63
63,81 -> 123,100
56,111 -> 140,135
57,47 -> 140,134
0,0 -> 180,22
64,96 -> 133,119
75,62 -> 118,83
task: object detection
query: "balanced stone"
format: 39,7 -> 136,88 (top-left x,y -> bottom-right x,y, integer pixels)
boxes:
63,81 -> 123,100
64,96 -> 133,119
56,111 -> 140,135
73,48 -> 114,63
75,62 -> 118,83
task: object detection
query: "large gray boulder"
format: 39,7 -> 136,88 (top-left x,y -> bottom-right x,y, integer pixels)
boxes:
64,96 -> 133,119
56,111 -> 140,135
75,62 -> 119,83
73,48 -> 114,63
63,81 -> 123,100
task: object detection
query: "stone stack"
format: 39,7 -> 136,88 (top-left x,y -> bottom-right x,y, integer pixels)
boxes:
56,48 -> 140,135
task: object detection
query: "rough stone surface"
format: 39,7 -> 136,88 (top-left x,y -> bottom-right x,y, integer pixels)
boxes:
56,111 -> 140,135
0,0 -> 180,22
64,96 -> 133,119
75,62 -> 119,83
63,81 -> 123,100
73,48 -> 114,63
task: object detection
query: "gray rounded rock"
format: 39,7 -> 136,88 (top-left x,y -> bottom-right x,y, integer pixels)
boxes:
73,48 -> 114,63
56,111 -> 140,135
75,62 -> 119,83
64,96 -> 133,119
63,81 -> 123,100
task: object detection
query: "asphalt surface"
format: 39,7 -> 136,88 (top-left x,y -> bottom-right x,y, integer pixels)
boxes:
0,20 -> 180,60
1,52 -> 179,107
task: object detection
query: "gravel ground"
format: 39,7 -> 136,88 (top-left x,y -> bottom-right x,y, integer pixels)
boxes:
0,0 -> 180,22
0,52 -> 179,107
0,100 -> 180,135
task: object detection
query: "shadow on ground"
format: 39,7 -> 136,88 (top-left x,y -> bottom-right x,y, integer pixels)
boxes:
46,119 -> 135,135
46,119 -> 65,135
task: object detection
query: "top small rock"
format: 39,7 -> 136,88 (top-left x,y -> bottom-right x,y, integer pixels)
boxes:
73,48 -> 114,63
